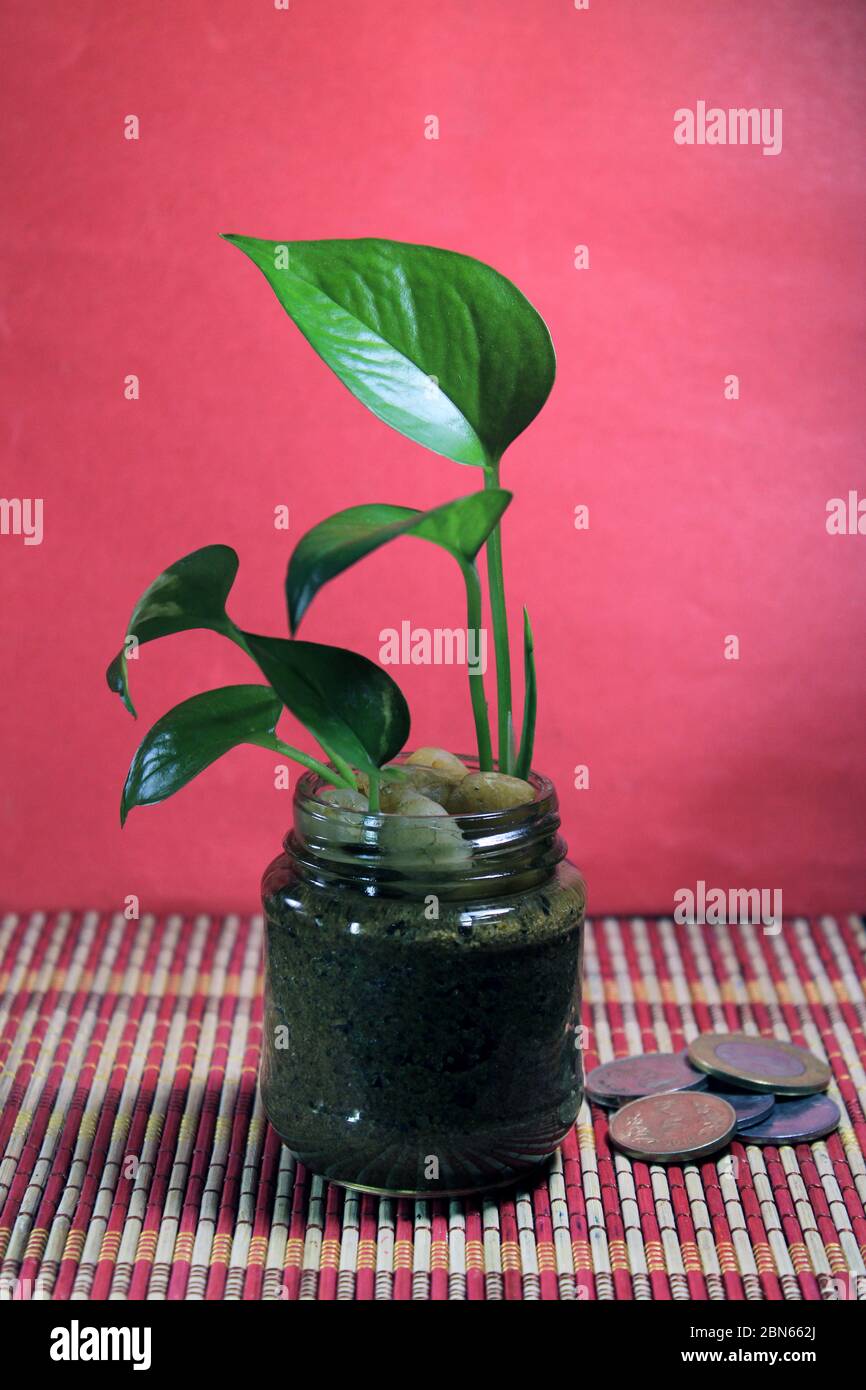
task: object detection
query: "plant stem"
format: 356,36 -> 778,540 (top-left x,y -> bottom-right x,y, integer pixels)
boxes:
367,769 -> 380,812
326,748 -> 358,790
255,736 -> 357,789
514,607 -> 537,780
483,461 -> 513,772
462,561 -> 494,770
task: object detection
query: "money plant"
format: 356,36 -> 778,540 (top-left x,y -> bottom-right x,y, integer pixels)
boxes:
108,237 -> 555,819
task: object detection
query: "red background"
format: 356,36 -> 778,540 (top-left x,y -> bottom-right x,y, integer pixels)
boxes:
1,0 -> 864,915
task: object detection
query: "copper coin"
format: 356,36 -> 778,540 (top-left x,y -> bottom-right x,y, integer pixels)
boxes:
585,1052 -> 707,1108
609,1091 -> 737,1164
738,1093 -> 841,1145
687,1032 -> 831,1096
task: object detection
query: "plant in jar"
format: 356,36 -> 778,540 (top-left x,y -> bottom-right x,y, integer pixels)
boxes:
108,236 -> 557,811
108,236 -> 584,1196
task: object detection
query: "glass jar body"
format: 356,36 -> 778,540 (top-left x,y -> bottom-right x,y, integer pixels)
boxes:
260,768 -> 586,1197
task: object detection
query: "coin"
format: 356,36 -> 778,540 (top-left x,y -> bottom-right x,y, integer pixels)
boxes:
609,1091 -> 737,1163
705,1086 -> 776,1130
738,1092 -> 841,1145
585,1052 -> 707,1108
687,1032 -> 831,1096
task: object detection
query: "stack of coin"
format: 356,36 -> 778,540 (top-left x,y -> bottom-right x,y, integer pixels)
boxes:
585,1032 -> 840,1164
688,1032 -> 839,1148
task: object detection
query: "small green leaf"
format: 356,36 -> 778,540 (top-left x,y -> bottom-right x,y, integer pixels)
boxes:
107,545 -> 241,716
121,685 -> 282,823
242,634 -> 410,773
286,490 -> 512,631
514,608 -> 537,781
107,545 -> 412,782
222,236 -> 555,469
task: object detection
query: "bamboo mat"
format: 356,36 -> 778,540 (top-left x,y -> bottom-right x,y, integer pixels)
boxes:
0,910 -> 864,1301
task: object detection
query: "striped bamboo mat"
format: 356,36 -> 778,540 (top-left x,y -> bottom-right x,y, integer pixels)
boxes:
0,910 -> 864,1301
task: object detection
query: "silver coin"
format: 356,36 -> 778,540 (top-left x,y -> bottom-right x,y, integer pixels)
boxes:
738,1093 -> 841,1145
688,1032 -> 830,1095
705,1085 -> 775,1130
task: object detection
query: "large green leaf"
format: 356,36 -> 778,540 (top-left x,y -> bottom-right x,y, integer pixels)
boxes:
222,236 -> 556,469
107,545 -> 241,716
243,634 -> 409,774
286,489 -> 512,631
121,685 -> 282,823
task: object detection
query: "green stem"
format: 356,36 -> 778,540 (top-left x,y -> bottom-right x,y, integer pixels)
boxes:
327,748 -> 358,790
514,607 -> 537,780
483,461 -> 513,772
367,769 -> 380,812
462,561 -> 494,770
253,736 -> 356,789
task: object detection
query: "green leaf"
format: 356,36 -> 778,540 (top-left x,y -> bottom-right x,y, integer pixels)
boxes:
242,634 -> 410,773
108,544 -> 412,782
222,235 -> 556,469
121,685 -> 282,823
107,545 -> 241,716
514,608 -> 537,781
286,490 -> 512,631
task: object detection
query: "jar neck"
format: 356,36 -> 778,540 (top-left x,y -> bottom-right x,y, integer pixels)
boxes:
286,760 -> 567,900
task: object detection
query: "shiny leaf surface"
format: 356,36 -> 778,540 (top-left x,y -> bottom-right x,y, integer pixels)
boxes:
121,684 -> 282,823
106,545 -> 240,716
242,633 -> 410,772
286,489 -> 512,631
223,235 -> 555,468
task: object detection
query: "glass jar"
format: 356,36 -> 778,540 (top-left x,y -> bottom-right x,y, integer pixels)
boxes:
261,756 -> 586,1197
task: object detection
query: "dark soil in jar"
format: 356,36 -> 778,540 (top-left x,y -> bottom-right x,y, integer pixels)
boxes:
261,857 -> 585,1195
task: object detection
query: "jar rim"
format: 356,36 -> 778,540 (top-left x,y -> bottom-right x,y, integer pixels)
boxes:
286,752 -> 566,898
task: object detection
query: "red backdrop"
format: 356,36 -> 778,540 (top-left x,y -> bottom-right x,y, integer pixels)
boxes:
1,0 -> 864,915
